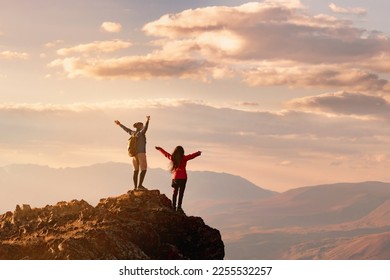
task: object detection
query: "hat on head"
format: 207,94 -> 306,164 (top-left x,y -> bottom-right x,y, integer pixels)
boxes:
133,122 -> 143,128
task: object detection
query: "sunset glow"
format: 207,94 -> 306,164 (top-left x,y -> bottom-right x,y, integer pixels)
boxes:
1,0 -> 390,192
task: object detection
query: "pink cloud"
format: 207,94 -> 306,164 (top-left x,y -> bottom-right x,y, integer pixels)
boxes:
100,21 -> 122,33
329,3 -> 367,16
56,40 -> 132,56
244,65 -> 389,93
286,91 -> 390,119
49,55 -> 217,81
0,51 -> 29,60
47,1 -> 390,93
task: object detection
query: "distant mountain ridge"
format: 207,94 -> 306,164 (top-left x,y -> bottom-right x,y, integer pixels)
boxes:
0,162 -> 276,213
225,181 -> 390,259
237,181 -> 390,228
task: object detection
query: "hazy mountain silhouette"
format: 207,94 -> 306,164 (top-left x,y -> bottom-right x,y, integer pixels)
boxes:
282,231 -> 390,260
223,181 -> 390,228
225,182 -> 390,259
0,162 -> 276,214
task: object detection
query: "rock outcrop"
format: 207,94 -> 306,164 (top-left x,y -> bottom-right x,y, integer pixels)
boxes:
0,189 -> 224,260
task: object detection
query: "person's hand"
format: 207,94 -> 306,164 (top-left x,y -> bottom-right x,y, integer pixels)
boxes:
114,120 -> 121,125
146,116 -> 151,121
198,151 -> 202,155
155,146 -> 161,150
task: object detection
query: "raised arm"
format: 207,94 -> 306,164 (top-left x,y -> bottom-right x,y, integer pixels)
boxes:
155,146 -> 172,160
114,120 -> 133,134
140,115 -> 150,134
184,151 -> 202,161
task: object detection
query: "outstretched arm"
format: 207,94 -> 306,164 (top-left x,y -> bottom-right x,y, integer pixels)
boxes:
114,120 -> 133,134
155,146 -> 172,160
185,151 -> 202,161
141,115 -> 150,134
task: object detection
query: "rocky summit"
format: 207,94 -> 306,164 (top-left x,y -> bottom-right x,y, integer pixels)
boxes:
0,189 -> 224,260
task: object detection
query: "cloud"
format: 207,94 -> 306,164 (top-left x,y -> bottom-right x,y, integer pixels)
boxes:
278,160 -> 292,166
100,21 -> 122,33
142,1 -> 304,38
329,3 -> 367,16
0,99 -> 197,112
47,1 -> 390,94
2,99 -> 390,189
1,99 -> 387,153
0,51 -> 29,60
286,91 -> 390,119
240,102 -> 260,107
358,52 -> 390,73
44,40 -> 65,48
48,55 -> 217,81
142,1 -> 383,64
140,0 -> 390,92
56,40 -> 132,56
244,64 -> 389,93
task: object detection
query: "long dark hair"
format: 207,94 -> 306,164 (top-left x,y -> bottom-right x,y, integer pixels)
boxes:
170,146 -> 184,172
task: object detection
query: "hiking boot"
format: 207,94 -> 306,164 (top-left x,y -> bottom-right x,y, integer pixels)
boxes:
138,186 -> 148,191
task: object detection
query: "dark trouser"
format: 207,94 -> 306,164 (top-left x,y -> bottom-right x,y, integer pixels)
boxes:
171,179 -> 187,209
133,170 -> 147,189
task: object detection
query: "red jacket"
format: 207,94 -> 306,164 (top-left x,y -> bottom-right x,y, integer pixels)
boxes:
157,147 -> 201,179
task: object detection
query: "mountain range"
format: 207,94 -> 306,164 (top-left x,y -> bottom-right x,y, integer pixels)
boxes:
226,181 -> 390,259
0,162 -> 275,213
1,162 -> 390,259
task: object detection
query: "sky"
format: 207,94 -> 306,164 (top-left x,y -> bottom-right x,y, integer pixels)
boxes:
2,0 -> 390,192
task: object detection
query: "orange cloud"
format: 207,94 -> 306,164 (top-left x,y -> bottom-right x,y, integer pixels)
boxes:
286,91 -> 390,119
143,1 -> 304,38
0,51 -> 29,60
47,0 -> 390,93
2,99 -> 390,189
56,40 -> 132,56
100,21 -> 122,33
244,64 -> 389,93
329,3 -> 367,15
48,55 -> 217,81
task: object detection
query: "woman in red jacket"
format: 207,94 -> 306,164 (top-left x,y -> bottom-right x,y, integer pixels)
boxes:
155,146 -> 201,212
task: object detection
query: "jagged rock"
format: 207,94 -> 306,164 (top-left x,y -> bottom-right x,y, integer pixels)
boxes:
0,189 -> 224,260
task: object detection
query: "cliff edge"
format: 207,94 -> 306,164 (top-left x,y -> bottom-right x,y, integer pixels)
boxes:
0,189 -> 224,260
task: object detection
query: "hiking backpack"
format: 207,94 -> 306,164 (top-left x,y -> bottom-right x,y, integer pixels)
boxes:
127,132 -> 138,157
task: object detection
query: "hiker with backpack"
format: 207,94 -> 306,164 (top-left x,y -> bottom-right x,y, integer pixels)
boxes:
115,116 -> 150,190
155,146 -> 201,212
